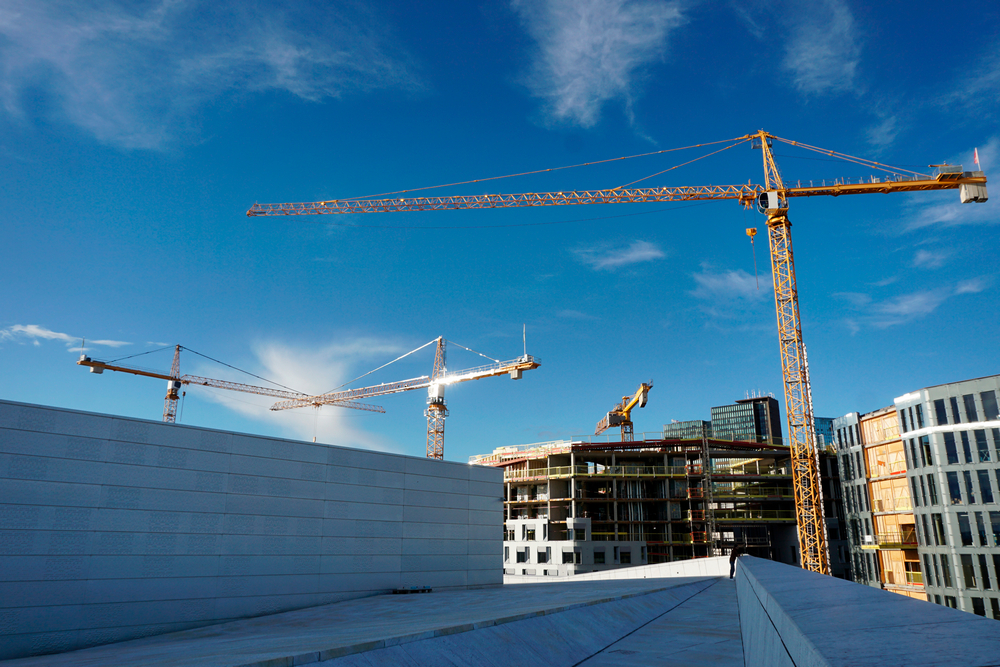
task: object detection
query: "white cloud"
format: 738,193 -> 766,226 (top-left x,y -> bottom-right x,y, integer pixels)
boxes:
781,0 -> 860,95
834,279 -> 988,330
0,1 -> 418,148
866,115 -> 899,150
572,240 -> 665,270
690,264 -> 771,303
0,324 -> 130,349
191,337 -> 412,452
512,0 -> 684,127
912,249 -> 951,269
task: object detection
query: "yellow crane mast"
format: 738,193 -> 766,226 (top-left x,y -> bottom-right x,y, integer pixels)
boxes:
78,344 -> 385,423
269,337 -> 540,459
595,382 -> 652,441
247,130 -> 988,574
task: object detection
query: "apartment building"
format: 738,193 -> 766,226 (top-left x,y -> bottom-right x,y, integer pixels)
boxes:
835,373 -> 1000,618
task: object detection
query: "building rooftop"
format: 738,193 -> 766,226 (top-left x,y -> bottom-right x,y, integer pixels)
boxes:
7,556 -> 999,667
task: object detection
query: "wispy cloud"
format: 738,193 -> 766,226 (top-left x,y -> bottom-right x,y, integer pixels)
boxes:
690,264 -> 771,304
689,263 -> 773,326
939,43 -> 1000,116
781,0 -> 860,95
912,248 -> 951,269
0,1 -> 419,148
512,0 -> 684,127
866,114 -> 900,150
572,240 -> 665,270
835,279 -> 989,330
192,337 -> 411,452
0,324 -> 130,349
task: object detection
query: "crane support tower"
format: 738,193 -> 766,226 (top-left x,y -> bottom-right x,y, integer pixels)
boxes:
248,130 -> 987,574
269,337 -> 540,460
78,345 -> 385,423
595,382 -> 652,442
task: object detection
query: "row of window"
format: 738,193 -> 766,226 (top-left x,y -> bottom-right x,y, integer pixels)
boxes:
916,510 -> 1000,548
923,552 -> 1000,596
504,546 -> 639,565
908,468 -> 1000,508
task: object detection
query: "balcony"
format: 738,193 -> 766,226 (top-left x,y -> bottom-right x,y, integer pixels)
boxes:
871,530 -> 918,549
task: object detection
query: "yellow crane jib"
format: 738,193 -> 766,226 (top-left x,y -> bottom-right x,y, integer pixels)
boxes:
595,382 -> 652,442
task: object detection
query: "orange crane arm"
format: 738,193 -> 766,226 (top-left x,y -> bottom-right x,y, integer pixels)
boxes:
77,356 -> 385,413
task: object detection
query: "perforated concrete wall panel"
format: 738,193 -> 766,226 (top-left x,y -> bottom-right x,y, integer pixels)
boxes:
0,399 -> 502,660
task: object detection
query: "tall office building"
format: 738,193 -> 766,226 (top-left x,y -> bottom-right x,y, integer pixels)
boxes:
710,396 -> 783,445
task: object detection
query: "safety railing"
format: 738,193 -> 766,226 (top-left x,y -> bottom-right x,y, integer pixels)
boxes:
875,530 -> 918,548
872,498 -> 913,513
713,509 -> 797,522
712,486 -> 794,499
503,465 -> 688,482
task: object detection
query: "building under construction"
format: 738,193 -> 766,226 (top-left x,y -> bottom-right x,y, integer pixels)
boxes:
472,433 -> 802,576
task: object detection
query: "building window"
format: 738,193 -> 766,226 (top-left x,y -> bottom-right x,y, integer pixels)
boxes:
594,550 -> 605,564
944,433 -> 959,464
916,404 -> 925,428
979,554 -> 992,590
950,397 -> 962,424
517,549 -> 528,563
964,470 -> 977,504
961,432 -> 974,464
920,436 -> 932,466
972,597 -> 986,616
910,477 -> 921,507
908,440 -> 918,469
928,474 -> 939,505
993,598 -> 1000,619
525,529 -> 536,541
933,557 -> 942,586
504,546 -> 509,562
957,513 -> 974,546
981,391 -> 999,421
976,512 -> 989,546
935,399 -> 948,425
941,555 -> 954,588
922,515 -> 931,548
962,554 -> 978,589
964,394 -> 979,422
920,476 -> 929,506
538,548 -> 549,563
900,410 -> 909,433
932,513 -> 947,546
989,512 -> 1000,547
947,471 -> 963,504
974,430 -> 991,462
935,595 -> 942,605
620,550 -> 631,564
923,554 -> 935,587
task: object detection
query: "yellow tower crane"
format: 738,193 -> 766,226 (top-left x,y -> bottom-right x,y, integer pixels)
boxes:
268,337 -> 540,459
246,130 -> 988,575
78,344 -> 385,422
595,382 -> 652,442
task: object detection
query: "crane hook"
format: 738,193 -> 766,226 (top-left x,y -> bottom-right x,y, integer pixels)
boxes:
746,227 -> 759,290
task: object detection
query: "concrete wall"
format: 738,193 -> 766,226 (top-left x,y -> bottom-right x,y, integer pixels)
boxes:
736,556 -> 1000,667
504,555 -> 729,583
0,399 -> 502,660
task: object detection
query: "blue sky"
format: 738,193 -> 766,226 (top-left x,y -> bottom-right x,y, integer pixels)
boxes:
2,0 -> 998,462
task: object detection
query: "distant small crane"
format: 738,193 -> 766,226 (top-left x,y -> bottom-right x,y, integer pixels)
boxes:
595,382 -> 653,441
78,345 -> 384,423
269,337 -> 540,459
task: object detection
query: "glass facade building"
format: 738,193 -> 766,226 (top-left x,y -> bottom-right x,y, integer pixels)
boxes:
710,396 -> 783,445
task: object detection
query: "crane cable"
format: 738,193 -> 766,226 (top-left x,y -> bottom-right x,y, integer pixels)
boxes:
321,338 -> 438,395
615,137 -> 751,189
339,136 -> 751,201
770,135 -> 930,178
444,339 -> 500,364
